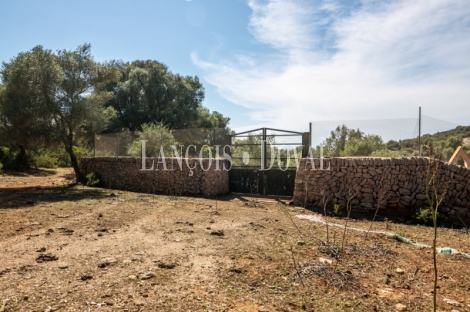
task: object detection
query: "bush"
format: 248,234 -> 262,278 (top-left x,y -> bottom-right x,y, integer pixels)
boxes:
30,147 -> 79,169
31,152 -> 60,168
86,172 -> 102,187
0,146 -> 31,170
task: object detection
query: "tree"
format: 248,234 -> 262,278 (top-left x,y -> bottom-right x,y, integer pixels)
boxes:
341,134 -> 384,156
323,125 -> 348,156
322,125 -> 363,156
0,46 -> 61,168
0,44 -> 118,179
192,107 -> 230,129
104,60 -> 205,132
51,44 -> 118,181
127,122 -> 178,157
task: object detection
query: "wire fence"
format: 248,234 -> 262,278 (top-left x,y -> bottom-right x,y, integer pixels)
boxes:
94,128 -> 229,157
310,114 -> 462,159
93,114 -> 465,163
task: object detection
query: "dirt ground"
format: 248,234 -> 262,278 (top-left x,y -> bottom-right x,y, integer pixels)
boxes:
0,168 -> 469,312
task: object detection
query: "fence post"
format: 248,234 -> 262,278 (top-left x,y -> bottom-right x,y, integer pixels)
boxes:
418,107 -> 421,157
116,133 -> 120,157
262,128 -> 268,195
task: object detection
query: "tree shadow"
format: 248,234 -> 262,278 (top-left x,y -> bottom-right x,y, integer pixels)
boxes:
1,168 -> 59,177
0,185 -> 109,209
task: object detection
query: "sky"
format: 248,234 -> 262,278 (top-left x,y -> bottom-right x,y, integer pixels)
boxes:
1,0 -> 469,136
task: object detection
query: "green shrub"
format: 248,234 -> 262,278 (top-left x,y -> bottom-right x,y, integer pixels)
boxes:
413,206 -> 440,226
31,152 -> 59,168
0,146 -> 31,170
73,146 -> 88,159
86,172 -> 102,187
30,147 -> 76,168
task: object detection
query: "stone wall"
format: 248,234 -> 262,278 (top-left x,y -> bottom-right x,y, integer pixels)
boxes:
293,157 -> 470,224
79,157 -> 229,196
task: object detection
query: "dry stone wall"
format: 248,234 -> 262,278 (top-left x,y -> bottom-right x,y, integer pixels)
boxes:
293,157 -> 470,224
79,157 -> 229,196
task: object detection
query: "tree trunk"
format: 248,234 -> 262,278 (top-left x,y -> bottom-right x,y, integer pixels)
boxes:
64,139 -> 85,184
15,144 -> 29,170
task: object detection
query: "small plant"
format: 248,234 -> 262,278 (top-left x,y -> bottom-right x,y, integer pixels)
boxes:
86,172 -> 102,187
394,230 -> 405,238
340,185 -> 358,252
320,188 -> 331,243
331,204 -> 342,217
413,206 -> 439,226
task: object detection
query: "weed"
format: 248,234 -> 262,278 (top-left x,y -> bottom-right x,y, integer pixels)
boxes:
394,230 -> 405,238
86,172 -> 102,187
340,185 -> 358,253
332,204 -> 342,217
413,206 -> 440,226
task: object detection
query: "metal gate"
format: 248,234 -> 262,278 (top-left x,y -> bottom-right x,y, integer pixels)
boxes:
226,128 -> 310,196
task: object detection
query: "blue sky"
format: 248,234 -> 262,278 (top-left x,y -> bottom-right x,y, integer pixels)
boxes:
1,0 -> 470,134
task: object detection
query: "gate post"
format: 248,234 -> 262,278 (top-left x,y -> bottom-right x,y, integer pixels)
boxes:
302,132 -> 311,158
224,135 -> 232,168
262,128 -> 267,169
224,134 -> 232,149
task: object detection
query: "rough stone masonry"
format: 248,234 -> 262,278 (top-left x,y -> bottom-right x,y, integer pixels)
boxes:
79,157 -> 229,197
293,157 -> 470,224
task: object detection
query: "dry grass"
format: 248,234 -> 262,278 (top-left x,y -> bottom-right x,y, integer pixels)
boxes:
0,168 -> 469,311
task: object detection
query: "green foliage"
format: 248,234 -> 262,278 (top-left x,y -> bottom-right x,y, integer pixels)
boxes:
413,207 -> 435,225
30,147 -> 76,168
127,122 -> 179,157
394,230 -> 406,238
340,134 -> 384,156
231,133 -> 277,167
0,145 -> 77,169
400,125 -> 470,159
103,60 -> 206,131
0,46 -> 61,152
321,125 -> 350,156
0,146 -> 31,170
193,107 -> 230,129
31,153 -> 61,169
0,44 -> 119,181
370,148 -> 412,157
319,125 -> 384,157
386,140 -> 401,151
72,146 -> 88,160
0,146 -> 13,168
318,124 -> 470,158
86,172 -> 102,187
1,44 -> 229,179
331,204 -> 343,217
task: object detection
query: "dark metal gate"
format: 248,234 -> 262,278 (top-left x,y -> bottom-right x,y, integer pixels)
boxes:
226,128 -> 310,196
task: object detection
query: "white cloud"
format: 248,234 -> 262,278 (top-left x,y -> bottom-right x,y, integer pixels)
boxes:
193,0 -> 470,132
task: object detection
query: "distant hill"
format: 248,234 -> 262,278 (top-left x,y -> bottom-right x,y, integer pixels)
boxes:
390,125 -> 470,160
